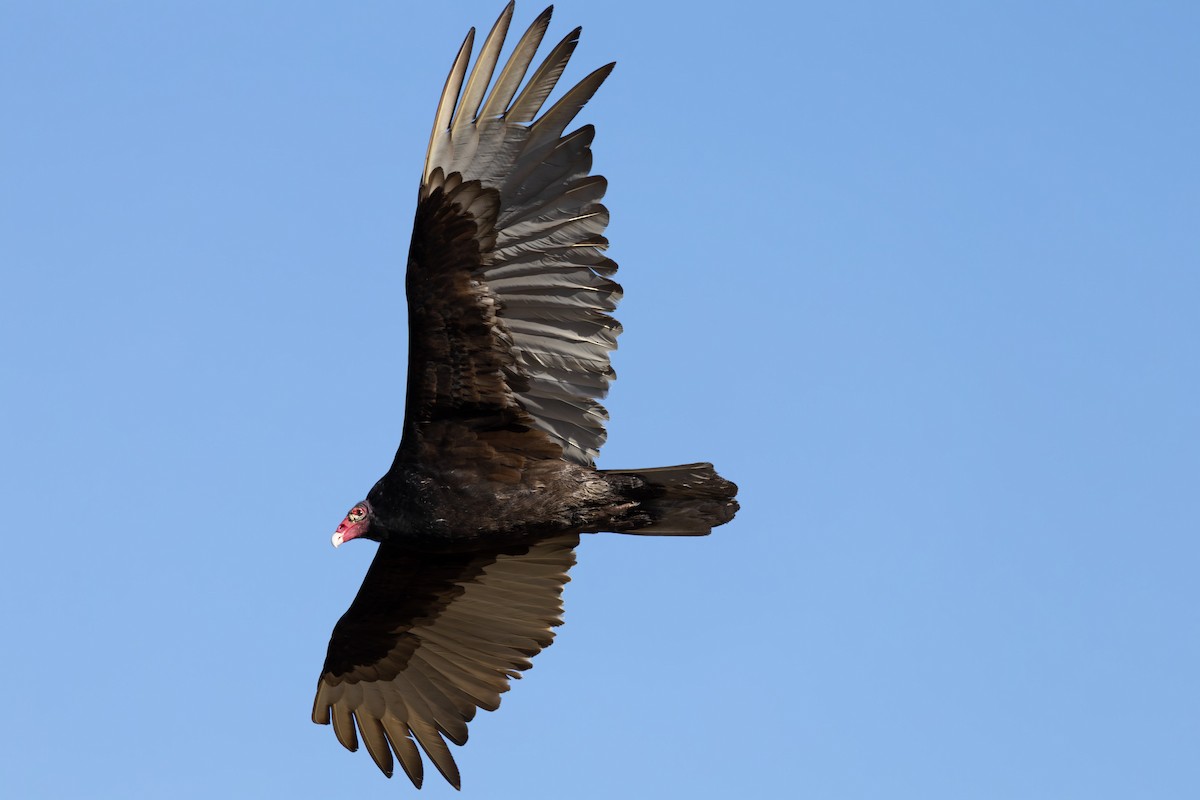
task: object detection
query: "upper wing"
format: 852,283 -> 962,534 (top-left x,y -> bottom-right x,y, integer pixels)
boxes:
397,3 -> 621,468
312,533 -> 579,789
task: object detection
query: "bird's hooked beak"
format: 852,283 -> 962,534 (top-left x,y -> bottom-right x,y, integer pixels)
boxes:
332,502 -> 371,548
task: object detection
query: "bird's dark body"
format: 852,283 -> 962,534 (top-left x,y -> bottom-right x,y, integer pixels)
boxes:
312,4 -> 739,789
364,457 -> 641,552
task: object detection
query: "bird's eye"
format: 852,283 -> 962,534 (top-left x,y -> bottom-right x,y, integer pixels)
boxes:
348,506 -> 366,523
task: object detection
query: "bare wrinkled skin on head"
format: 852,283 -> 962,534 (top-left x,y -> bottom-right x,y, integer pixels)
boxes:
332,502 -> 370,548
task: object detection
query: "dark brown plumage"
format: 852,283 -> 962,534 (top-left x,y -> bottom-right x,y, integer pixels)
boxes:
313,3 -> 739,789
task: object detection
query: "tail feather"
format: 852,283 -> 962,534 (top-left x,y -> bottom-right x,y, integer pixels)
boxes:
602,462 -> 739,536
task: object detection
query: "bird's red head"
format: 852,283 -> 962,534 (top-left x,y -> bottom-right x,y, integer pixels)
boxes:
332,501 -> 371,548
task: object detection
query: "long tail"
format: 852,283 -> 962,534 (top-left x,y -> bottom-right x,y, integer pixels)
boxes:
602,462 -> 739,536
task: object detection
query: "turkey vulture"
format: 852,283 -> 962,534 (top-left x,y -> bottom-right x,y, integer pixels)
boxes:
312,3 -> 739,789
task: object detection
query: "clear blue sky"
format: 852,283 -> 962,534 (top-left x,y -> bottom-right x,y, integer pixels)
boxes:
3,1 -> 1198,798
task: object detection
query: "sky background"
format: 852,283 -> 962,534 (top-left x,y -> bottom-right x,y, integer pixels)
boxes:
2,1 -> 1198,797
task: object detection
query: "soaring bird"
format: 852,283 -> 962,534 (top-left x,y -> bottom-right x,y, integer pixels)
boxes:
312,3 -> 739,789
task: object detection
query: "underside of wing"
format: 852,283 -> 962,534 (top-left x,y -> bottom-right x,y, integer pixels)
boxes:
402,3 -> 621,467
312,533 -> 579,789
